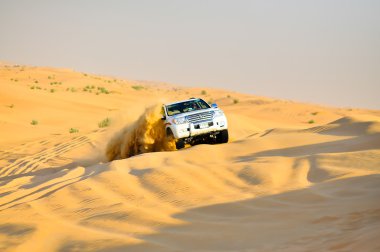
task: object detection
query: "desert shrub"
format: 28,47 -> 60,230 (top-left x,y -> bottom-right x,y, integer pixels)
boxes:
308,120 -> 315,124
201,90 -> 207,95
8,104 -> 14,108
30,85 -> 41,90
233,99 -> 239,104
227,94 -> 231,98
31,120 -> 38,125
69,128 -> 79,133
34,80 -> 39,84
50,89 -> 55,93
132,85 -> 144,91
50,82 -> 62,85
97,86 -> 109,94
83,85 -> 95,92
98,118 -> 111,128
70,87 -> 77,92
311,112 -> 318,116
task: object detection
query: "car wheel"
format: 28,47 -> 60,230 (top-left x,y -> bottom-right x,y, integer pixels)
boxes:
175,139 -> 185,150
217,129 -> 229,144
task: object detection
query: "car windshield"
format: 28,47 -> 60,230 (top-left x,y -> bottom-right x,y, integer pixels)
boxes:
166,99 -> 210,116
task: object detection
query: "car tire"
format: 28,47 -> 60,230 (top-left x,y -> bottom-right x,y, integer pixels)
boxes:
217,129 -> 229,144
175,139 -> 185,150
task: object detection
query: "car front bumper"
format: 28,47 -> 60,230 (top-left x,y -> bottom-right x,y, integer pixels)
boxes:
170,116 -> 228,139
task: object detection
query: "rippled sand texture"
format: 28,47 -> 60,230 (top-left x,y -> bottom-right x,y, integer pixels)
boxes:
1,64 -> 380,252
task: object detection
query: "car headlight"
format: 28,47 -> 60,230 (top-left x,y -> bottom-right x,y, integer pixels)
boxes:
214,110 -> 224,118
172,117 -> 188,124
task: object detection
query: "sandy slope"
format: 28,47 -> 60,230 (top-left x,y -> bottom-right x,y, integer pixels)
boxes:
1,64 -> 380,252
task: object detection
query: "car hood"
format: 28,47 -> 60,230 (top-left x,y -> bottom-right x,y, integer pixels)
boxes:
170,108 -> 219,118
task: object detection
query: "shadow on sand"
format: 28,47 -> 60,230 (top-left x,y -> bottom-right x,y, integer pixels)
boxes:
97,174 -> 380,252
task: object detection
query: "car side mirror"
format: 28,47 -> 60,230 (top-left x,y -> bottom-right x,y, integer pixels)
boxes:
161,116 -> 166,120
211,103 -> 218,108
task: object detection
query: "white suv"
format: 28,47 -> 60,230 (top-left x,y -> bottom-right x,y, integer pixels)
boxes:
162,98 -> 228,149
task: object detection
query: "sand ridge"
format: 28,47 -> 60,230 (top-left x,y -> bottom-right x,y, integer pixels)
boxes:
0,64 -> 379,251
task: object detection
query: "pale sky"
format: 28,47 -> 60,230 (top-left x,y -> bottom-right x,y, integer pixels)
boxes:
1,0 -> 379,109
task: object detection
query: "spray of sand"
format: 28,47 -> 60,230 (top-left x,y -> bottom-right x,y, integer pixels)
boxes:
106,105 -> 176,161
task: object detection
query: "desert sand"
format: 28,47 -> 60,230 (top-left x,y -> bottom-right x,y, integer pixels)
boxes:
0,64 -> 379,251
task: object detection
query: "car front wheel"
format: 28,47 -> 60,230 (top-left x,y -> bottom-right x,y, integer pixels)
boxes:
216,129 -> 229,144
175,139 -> 185,150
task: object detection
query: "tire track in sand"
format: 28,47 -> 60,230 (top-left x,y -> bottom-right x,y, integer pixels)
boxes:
0,136 -> 90,178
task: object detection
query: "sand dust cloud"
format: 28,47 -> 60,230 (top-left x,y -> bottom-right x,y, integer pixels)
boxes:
106,105 -> 176,161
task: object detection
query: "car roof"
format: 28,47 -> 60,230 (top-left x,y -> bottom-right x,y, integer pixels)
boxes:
164,98 -> 200,106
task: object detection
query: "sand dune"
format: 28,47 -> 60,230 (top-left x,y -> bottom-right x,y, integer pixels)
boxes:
1,64 -> 379,251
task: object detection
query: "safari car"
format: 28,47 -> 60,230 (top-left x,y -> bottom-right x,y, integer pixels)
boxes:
162,98 -> 228,149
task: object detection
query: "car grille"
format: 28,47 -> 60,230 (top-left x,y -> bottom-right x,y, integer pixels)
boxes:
186,111 -> 214,123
